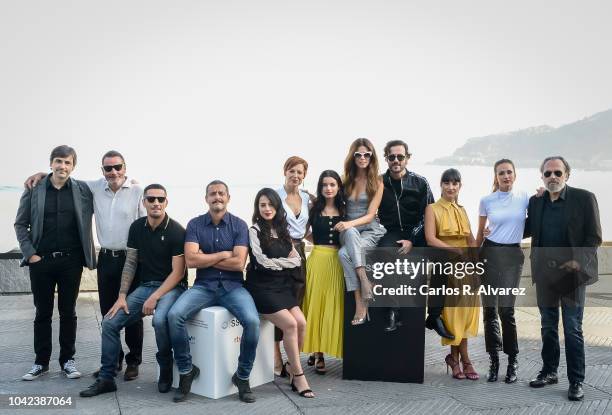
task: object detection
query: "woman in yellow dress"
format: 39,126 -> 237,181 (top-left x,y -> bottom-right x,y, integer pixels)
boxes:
302,170 -> 346,372
424,168 -> 480,380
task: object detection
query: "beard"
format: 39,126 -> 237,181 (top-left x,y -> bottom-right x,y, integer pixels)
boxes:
546,181 -> 566,193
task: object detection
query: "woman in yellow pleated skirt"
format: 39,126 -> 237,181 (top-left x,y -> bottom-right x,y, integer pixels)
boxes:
302,170 -> 346,373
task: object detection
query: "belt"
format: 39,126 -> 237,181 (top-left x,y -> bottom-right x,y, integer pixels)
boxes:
100,248 -> 127,257
39,250 -> 75,259
483,239 -> 520,248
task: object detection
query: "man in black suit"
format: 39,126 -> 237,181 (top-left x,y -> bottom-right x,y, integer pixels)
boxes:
525,156 -> 601,401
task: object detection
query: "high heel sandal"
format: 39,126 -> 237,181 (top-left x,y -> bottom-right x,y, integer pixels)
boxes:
461,359 -> 480,380
307,354 -> 316,367
315,354 -> 326,375
274,360 -> 288,377
358,274 -> 374,301
351,310 -> 370,326
445,354 -> 466,380
290,372 -> 315,398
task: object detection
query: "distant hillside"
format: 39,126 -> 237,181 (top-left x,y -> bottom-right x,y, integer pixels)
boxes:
431,109 -> 612,170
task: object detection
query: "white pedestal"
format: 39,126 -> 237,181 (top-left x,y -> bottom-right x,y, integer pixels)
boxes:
167,306 -> 274,399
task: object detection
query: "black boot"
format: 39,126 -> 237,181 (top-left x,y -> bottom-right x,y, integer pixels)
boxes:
384,309 -> 403,332
505,354 -> 518,384
487,352 -> 499,382
232,373 -> 256,403
173,365 -> 200,402
79,378 -> 117,397
158,365 -> 173,393
425,315 -> 455,340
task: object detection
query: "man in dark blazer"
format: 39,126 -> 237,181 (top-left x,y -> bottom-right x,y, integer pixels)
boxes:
14,145 -> 95,381
525,156 -> 601,401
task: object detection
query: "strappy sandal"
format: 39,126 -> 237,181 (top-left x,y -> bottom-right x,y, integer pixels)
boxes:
290,372 -> 315,398
462,359 -> 480,381
307,354 -> 316,367
315,354 -> 326,375
445,354 -> 465,380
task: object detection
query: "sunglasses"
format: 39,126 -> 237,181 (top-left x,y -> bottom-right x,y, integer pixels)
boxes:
543,170 -> 563,178
145,196 -> 166,203
386,154 -> 407,162
102,164 -> 124,172
354,151 -> 372,159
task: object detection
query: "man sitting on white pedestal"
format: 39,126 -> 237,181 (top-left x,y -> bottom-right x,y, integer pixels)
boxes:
80,184 -> 188,397
168,180 -> 260,403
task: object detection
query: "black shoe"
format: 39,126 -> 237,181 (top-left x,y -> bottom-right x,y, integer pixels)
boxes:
384,309 -> 403,332
568,382 -> 584,401
79,378 -> 117,397
529,371 -> 558,388
173,365 -> 200,402
123,364 -> 139,381
505,354 -> 518,384
487,352 -> 499,382
425,316 -> 455,340
92,359 -> 123,378
158,365 -> 173,393
232,373 -> 256,403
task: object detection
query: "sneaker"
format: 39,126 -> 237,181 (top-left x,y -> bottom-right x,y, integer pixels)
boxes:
22,364 -> 49,381
62,360 -> 82,379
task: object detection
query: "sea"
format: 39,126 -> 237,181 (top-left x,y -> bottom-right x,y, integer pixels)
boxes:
2,164 -> 610,253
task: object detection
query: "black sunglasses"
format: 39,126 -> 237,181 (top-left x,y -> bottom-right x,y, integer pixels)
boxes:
145,196 -> 166,203
386,154 -> 407,162
543,170 -> 563,178
354,151 -> 372,159
102,164 -> 124,172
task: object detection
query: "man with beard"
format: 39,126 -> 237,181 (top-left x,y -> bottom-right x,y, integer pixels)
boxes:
167,180 -> 260,403
377,140 -> 453,339
525,156 -> 601,401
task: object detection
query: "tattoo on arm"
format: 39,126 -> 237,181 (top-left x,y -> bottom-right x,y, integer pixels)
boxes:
119,248 -> 138,294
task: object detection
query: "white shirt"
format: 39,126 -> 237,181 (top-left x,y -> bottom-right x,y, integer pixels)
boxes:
87,178 -> 146,249
275,186 -> 310,239
479,190 -> 529,244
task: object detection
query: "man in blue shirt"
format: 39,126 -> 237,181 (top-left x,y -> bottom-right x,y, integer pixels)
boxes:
168,180 -> 260,403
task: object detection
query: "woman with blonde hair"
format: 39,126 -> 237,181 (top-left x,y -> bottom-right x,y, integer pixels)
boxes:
337,138 -> 386,325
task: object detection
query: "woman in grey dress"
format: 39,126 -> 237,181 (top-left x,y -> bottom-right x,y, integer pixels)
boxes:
336,138 -> 386,325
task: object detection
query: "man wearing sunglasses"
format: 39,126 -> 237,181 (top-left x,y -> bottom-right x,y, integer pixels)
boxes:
25,150 -> 146,380
525,156 -> 601,401
376,140 -> 454,338
80,184 -> 188,397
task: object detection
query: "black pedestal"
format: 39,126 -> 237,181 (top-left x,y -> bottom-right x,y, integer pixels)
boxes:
342,293 -> 425,383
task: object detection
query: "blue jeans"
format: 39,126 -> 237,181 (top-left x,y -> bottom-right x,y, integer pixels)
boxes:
168,284 -> 260,380
537,284 -> 586,383
99,282 -> 185,380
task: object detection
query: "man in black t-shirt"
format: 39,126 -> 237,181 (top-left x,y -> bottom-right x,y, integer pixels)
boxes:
80,184 -> 188,397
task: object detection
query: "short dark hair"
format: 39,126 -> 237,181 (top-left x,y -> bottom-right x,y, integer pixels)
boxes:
50,145 -> 77,166
206,180 -> 229,195
540,156 -> 571,177
383,140 -> 410,157
101,150 -> 125,165
143,183 -> 167,195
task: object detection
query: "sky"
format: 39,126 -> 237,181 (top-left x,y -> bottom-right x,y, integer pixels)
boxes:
1,0 -> 612,188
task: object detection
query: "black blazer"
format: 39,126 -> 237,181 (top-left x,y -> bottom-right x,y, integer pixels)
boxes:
525,185 -> 602,285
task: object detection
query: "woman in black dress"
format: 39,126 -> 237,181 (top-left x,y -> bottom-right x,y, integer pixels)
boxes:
246,188 -> 314,398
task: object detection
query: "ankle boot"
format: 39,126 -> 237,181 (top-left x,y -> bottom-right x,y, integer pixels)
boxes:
487,352 -> 499,382
505,354 -> 518,384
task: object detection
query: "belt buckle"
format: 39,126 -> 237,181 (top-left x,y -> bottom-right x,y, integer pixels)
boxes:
111,250 -> 120,258
51,251 -> 63,258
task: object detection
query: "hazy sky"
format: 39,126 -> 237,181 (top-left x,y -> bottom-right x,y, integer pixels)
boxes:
2,0 -> 612,186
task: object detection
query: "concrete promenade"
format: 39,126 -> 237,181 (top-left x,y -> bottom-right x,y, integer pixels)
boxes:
1,292 -> 611,415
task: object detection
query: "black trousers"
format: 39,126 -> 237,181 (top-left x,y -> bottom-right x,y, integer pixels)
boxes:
28,254 -> 83,367
481,241 -> 523,356
275,241 -> 306,342
97,251 -> 143,366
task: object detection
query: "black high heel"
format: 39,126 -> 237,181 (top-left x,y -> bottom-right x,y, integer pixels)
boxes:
307,354 -> 316,366
315,354 -> 326,375
290,372 -> 315,398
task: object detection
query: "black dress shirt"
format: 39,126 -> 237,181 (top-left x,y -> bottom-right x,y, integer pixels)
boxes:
37,178 -> 81,254
540,186 -> 569,247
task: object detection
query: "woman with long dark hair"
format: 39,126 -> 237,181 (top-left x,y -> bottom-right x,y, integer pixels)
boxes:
337,138 -> 386,325
301,170 -> 346,374
476,159 -> 528,383
425,168 -> 480,380
245,188 -> 314,398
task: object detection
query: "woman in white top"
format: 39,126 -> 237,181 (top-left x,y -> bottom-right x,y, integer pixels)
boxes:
274,156 -> 313,376
476,159 -> 528,385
